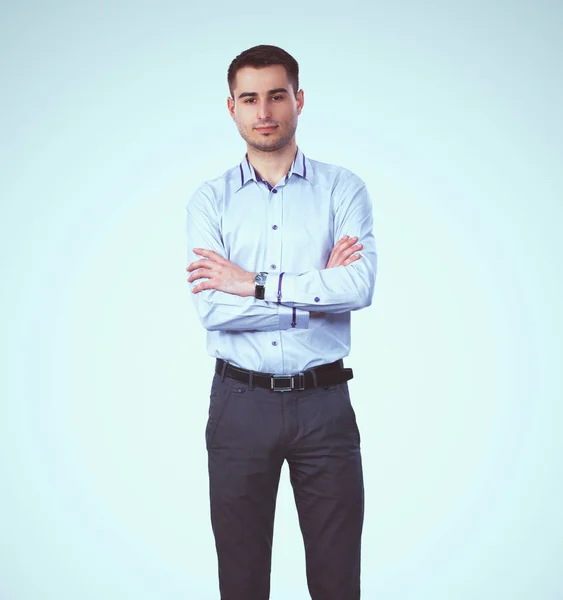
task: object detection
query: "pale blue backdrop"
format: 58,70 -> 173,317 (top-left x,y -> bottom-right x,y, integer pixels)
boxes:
1,1 -> 562,599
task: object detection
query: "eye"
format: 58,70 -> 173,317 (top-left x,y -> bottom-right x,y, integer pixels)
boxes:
272,95 -> 284,101
244,98 -> 256,104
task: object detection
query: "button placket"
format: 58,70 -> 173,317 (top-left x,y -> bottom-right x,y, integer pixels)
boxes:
270,186 -> 283,279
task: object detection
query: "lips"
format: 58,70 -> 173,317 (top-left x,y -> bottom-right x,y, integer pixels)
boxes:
256,125 -> 277,132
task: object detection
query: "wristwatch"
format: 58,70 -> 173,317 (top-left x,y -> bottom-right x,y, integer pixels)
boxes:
254,271 -> 268,299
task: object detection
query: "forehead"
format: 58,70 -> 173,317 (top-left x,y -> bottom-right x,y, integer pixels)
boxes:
232,64 -> 292,94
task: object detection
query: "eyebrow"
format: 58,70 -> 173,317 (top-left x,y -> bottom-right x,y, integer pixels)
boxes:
237,88 -> 289,99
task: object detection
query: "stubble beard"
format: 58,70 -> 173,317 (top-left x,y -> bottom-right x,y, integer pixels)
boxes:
236,117 -> 298,153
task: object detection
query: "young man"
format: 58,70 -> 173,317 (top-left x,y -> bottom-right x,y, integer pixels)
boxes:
185,44 -> 377,600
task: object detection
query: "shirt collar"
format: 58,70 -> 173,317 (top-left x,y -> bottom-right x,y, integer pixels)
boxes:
236,147 -> 309,192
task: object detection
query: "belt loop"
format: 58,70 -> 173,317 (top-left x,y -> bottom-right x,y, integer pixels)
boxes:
311,368 -> 318,388
249,371 -> 254,392
220,360 -> 227,382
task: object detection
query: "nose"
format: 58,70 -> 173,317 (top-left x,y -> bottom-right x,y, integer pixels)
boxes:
255,99 -> 272,121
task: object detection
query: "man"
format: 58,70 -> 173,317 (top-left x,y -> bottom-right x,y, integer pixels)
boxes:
185,44 -> 377,600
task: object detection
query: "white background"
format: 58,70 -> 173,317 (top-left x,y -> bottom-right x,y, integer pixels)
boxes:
1,1 -> 562,598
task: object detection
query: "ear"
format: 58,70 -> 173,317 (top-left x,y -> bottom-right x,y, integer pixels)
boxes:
296,89 -> 305,116
227,96 -> 235,120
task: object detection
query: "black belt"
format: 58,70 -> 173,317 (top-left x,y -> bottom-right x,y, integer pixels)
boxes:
215,358 -> 353,392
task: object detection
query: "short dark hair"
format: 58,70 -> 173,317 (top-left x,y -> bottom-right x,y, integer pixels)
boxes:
227,44 -> 299,98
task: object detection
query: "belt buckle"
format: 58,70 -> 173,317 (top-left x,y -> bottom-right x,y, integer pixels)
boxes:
271,373 -> 305,392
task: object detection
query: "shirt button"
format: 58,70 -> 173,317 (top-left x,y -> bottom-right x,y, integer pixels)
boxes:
270,264 -> 276,269
314,297 -> 320,302
272,189 -> 278,194
272,341 -> 278,346
272,225 -> 278,230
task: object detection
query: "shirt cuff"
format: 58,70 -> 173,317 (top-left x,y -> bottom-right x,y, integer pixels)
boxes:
264,272 -> 300,304
278,304 -> 309,329
264,272 -> 281,303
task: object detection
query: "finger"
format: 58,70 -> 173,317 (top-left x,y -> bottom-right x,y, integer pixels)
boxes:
187,259 -> 213,272
192,280 -> 213,293
347,242 -> 363,253
345,236 -> 359,245
187,268 -> 214,282
334,236 -> 358,253
193,248 -> 226,263
335,235 -> 356,247
341,243 -> 363,259
342,254 -> 361,266
331,241 -> 362,263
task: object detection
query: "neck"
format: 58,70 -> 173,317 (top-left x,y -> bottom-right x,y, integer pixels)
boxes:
246,139 -> 298,187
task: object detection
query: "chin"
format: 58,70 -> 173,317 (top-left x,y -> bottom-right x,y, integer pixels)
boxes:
256,143 -> 287,153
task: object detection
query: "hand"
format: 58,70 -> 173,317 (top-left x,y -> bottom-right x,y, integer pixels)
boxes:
325,235 -> 363,268
186,249 -> 256,297
312,235 -> 362,319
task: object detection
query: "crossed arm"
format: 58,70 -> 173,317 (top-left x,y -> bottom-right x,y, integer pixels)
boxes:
186,235 -> 363,297
185,178 -> 377,332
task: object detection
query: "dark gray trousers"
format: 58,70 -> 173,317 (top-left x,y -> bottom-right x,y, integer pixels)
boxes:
206,366 -> 364,600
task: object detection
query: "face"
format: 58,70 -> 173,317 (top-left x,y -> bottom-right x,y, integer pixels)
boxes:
227,64 -> 304,153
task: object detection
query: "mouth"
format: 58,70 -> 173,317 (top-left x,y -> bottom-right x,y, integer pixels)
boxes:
255,125 -> 278,133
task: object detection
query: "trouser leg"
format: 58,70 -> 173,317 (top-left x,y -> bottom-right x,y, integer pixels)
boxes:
206,373 -> 284,600
288,382 -> 364,600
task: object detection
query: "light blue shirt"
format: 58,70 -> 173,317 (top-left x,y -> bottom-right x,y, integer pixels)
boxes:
185,147 -> 377,374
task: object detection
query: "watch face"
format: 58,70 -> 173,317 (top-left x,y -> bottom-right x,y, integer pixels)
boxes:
255,272 -> 267,285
